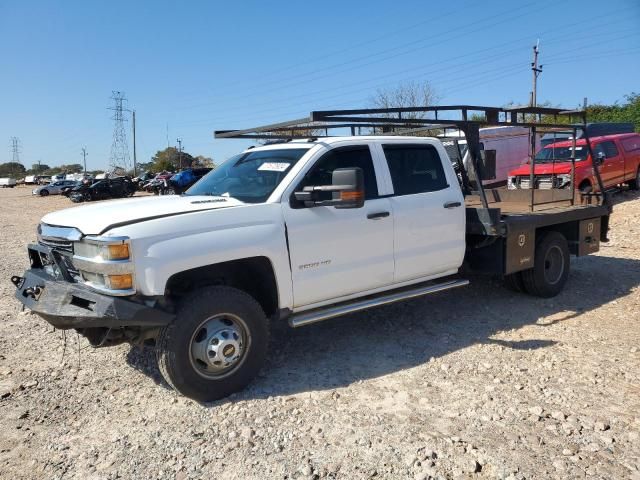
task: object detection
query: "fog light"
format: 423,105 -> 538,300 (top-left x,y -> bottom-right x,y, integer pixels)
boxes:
107,243 -> 130,260
107,274 -> 133,290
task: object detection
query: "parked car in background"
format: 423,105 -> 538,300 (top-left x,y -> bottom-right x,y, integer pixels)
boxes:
142,171 -> 174,195
24,175 -> 37,185
132,171 -> 155,190
508,132 -> 640,192
61,181 -> 84,197
167,167 -> 212,194
0,178 -> 17,188
69,176 -> 136,202
32,179 -> 78,196
36,175 -> 52,185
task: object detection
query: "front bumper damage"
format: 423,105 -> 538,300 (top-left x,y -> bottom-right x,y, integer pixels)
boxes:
12,244 -> 174,331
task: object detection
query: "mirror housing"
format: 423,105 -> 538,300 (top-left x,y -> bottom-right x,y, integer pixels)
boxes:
294,167 -> 365,209
596,151 -> 606,164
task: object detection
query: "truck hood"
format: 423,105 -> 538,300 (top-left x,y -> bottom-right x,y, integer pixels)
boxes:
509,161 -> 577,176
41,195 -> 244,235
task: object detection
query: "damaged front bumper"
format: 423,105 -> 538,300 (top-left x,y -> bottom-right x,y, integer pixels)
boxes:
12,247 -> 174,330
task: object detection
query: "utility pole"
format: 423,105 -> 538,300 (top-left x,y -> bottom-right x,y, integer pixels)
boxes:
81,147 -> 88,175
176,137 -> 183,170
132,110 -> 137,176
530,41 -> 543,107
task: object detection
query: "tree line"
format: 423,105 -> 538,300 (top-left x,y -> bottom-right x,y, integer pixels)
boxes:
0,147 -> 216,179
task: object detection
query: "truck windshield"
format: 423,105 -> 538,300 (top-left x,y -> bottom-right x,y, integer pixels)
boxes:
535,145 -> 589,163
186,148 -> 309,203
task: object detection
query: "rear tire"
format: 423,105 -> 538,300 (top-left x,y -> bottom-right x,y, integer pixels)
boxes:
521,231 -> 570,298
156,286 -> 269,402
504,272 -> 526,293
628,167 -> 640,191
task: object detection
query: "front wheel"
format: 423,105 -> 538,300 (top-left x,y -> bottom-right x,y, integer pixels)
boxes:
156,286 -> 269,402
39,189 -> 49,196
521,231 -> 570,298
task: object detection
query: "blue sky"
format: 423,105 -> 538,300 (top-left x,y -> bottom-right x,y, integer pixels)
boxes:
1,0 -> 639,171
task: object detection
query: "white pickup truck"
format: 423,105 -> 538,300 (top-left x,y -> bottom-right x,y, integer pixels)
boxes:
12,106 -> 612,402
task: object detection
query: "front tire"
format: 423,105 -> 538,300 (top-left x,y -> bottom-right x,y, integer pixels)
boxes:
156,286 -> 269,402
521,231 -> 570,298
40,189 -> 49,196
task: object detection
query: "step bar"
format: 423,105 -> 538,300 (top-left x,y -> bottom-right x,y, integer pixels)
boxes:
289,278 -> 469,328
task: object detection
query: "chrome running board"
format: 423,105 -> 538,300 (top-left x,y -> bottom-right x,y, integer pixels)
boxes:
289,278 -> 469,328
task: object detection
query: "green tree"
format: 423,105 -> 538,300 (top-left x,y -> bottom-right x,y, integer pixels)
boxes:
586,93 -> 640,131
31,163 -> 50,173
0,162 -> 26,178
193,155 -> 216,168
151,147 -> 195,171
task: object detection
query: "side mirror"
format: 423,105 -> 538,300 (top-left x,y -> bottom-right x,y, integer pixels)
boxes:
596,151 -> 606,164
294,167 -> 365,209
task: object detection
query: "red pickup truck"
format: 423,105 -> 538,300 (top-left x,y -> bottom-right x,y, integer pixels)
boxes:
507,132 -> 640,192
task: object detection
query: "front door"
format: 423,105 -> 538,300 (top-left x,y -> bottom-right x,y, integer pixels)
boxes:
282,145 -> 394,308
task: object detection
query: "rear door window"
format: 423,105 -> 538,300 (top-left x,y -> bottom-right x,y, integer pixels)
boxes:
382,144 -> 448,195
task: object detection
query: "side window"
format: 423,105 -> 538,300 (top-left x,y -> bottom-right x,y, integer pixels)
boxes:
298,146 -> 379,200
602,141 -> 619,158
382,144 -> 448,195
622,136 -> 640,153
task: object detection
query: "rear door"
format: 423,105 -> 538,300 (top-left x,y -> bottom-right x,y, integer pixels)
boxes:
595,140 -> 625,187
378,141 -> 466,283
282,144 -> 395,308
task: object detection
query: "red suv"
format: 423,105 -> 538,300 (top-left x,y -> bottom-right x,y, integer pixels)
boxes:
508,132 -> 640,192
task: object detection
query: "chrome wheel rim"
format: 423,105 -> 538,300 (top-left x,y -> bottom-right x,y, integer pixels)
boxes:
189,313 -> 249,379
543,245 -> 564,285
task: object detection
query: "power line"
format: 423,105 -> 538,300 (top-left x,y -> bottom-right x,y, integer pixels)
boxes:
108,91 -> 131,172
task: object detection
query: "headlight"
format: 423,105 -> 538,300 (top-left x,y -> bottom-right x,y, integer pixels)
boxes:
556,174 -> 571,187
72,236 -> 134,295
75,238 -> 130,261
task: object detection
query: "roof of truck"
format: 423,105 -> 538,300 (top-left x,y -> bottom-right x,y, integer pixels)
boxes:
244,136 -> 440,152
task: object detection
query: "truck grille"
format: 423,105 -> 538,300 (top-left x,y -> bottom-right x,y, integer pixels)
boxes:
38,238 -> 74,254
517,175 -> 556,190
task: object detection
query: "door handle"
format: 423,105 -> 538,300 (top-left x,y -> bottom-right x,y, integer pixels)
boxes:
367,211 -> 390,220
443,201 -> 462,209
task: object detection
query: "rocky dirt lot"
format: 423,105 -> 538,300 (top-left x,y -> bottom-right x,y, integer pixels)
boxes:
0,186 -> 638,480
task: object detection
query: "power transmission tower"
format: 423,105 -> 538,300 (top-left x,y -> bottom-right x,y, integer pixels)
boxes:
9,137 -> 22,178
108,91 -> 131,172
530,41 -> 543,107
10,137 -> 21,163
82,147 -> 88,175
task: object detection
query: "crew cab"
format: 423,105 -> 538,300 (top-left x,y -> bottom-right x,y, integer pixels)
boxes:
507,132 -> 640,192
12,126 -> 612,402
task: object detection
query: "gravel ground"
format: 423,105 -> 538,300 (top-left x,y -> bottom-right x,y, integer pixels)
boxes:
0,186 -> 639,480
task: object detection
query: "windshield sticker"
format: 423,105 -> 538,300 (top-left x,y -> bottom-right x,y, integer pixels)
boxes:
258,162 -> 291,172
